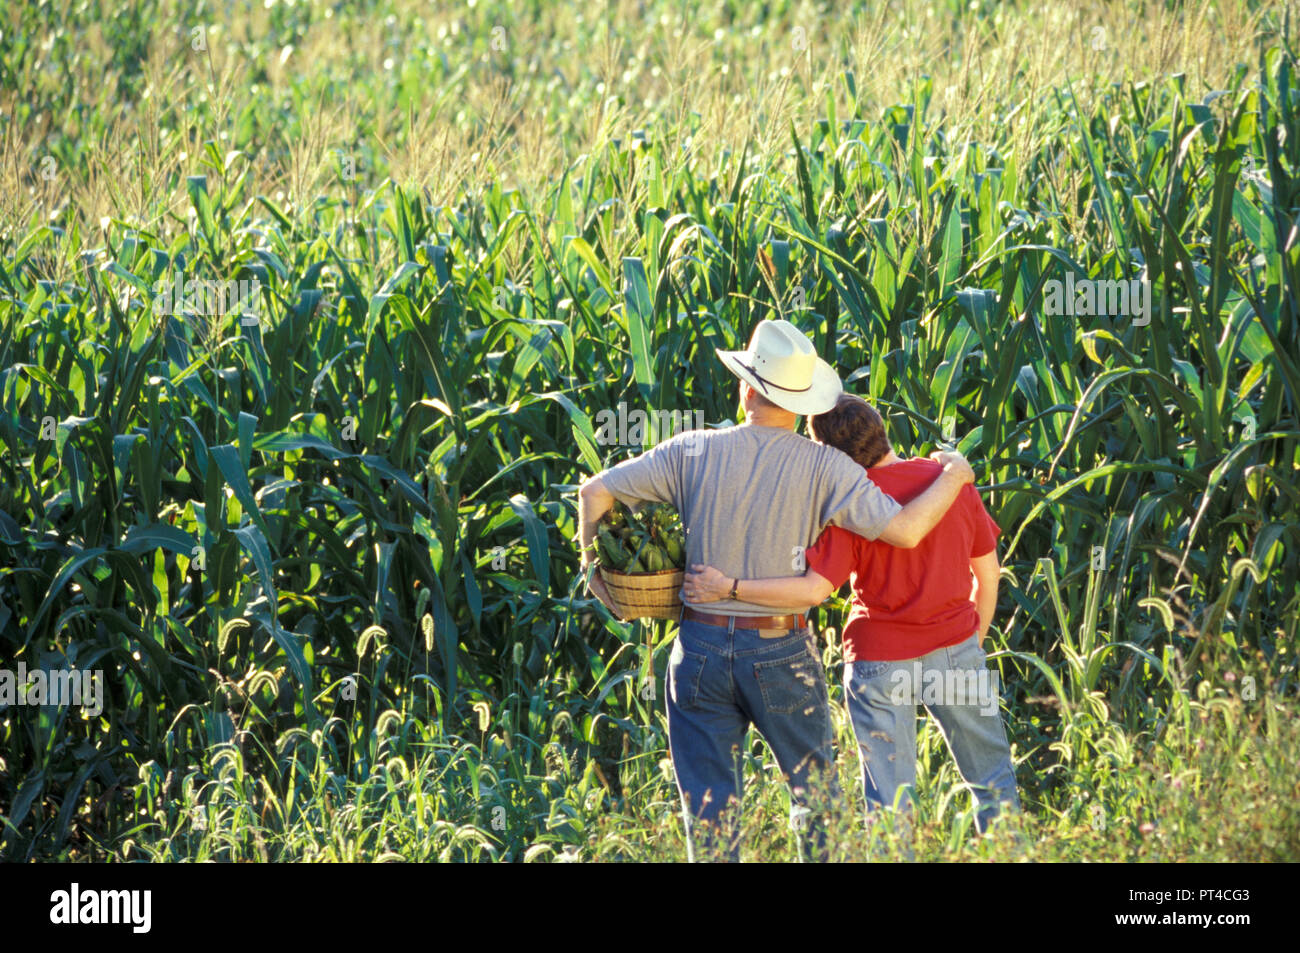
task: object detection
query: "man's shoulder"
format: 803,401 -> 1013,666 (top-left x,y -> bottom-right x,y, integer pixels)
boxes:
693,423 -> 821,452
677,424 -> 867,476
624,424 -> 720,456
763,429 -> 868,479
797,433 -> 861,470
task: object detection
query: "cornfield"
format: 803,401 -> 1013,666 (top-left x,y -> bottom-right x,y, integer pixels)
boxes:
1,0 -> 1297,861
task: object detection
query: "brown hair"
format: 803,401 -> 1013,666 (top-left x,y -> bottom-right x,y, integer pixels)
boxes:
809,394 -> 891,468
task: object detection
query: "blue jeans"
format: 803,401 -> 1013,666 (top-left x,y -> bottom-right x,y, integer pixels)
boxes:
844,633 -> 1019,833
666,617 -> 840,860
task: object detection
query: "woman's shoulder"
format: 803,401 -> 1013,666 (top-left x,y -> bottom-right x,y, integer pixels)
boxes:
867,456 -> 941,484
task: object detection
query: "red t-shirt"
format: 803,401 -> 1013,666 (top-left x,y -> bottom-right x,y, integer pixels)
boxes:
806,459 -> 1000,662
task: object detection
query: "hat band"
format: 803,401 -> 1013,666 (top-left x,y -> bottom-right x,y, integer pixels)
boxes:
737,357 -> 812,395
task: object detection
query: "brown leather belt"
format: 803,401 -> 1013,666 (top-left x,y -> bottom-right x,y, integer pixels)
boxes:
682,606 -> 808,630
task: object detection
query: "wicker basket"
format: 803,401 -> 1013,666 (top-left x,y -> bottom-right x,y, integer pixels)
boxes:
598,564 -> 684,620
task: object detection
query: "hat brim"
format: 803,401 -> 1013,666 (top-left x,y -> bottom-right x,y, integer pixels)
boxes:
716,348 -> 843,416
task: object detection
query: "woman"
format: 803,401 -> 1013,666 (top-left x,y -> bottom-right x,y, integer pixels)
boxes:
682,394 -> 1019,833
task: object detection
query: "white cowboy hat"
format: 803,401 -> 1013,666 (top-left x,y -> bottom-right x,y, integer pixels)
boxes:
716,319 -> 843,416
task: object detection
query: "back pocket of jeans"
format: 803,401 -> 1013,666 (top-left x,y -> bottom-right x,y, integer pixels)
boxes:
753,644 -> 823,715
668,639 -> 708,711
849,660 -> 892,684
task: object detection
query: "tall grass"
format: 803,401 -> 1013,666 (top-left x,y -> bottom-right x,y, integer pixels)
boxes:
0,0 -> 1296,860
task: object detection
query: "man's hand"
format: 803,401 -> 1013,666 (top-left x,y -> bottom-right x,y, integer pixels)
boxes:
682,564 -> 732,602
582,560 -> 625,618
577,476 -> 622,619
929,450 -> 975,484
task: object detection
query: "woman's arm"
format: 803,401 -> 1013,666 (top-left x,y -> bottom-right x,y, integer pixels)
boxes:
682,564 -> 835,609
970,550 -> 999,645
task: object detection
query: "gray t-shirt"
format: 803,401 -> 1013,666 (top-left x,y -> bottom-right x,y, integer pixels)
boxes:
600,423 -> 902,615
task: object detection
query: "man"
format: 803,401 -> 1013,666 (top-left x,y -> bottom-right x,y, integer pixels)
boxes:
683,394 -> 1020,837
576,319 -> 975,860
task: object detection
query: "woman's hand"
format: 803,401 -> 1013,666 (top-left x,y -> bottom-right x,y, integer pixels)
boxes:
682,564 -> 732,602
